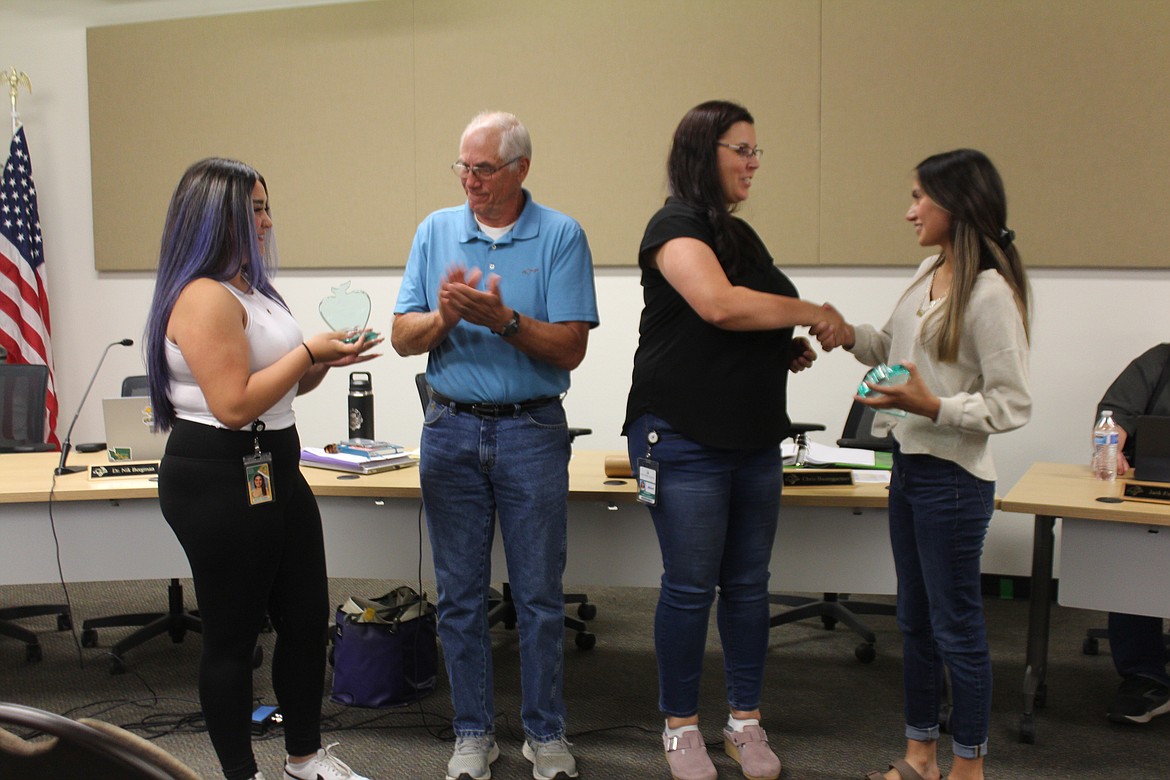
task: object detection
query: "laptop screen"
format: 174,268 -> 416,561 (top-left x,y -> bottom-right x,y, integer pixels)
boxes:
1133,415 -> 1170,484
101,396 -> 169,462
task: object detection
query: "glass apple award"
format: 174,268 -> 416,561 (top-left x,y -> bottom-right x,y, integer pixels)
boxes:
319,281 -> 372,335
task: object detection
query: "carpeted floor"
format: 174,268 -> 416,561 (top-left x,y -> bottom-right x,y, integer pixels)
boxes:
1,578 -> 1167,779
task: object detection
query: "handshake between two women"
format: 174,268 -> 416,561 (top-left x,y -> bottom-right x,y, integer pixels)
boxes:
810,302 -> 853,352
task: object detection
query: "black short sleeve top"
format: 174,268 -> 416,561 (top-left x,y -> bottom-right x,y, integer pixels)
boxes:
623,199 -> 800,450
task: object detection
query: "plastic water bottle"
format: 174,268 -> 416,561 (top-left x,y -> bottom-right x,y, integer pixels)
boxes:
1092,409 -> 1119,481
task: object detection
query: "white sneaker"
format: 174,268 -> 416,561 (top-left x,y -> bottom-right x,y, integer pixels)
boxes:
446,735 -> 499,780
284,743 -> 370,780
522,737 -> 579,780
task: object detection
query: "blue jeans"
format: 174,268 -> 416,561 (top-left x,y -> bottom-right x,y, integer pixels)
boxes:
888,445 -> 995,759
626,413 -> 782,717
420,397 -> 571,741
1109,612 -> 1170,686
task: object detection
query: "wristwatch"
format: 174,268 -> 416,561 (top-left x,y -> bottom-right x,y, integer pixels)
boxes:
495,310 -> 521,338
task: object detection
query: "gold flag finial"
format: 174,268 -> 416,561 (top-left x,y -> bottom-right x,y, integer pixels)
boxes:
5,68 -> 32,132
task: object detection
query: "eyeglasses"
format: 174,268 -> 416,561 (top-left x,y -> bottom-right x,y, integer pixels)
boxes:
451,156 -> 522,180
716,142 -> 764,160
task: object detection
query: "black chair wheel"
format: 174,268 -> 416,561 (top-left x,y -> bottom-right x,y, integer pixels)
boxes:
1082,636 -> 1099,655
252,646 -> 264,669
577,603 -> 597,621
821,615 -> 838,631
81,628 -> 99,648
1018,715 -> 1035,744
109,655 -> 127,675
855,642 -> 876,663
25,644 -> 43,663
574,631 -> 596,650
57,614 -> 72,631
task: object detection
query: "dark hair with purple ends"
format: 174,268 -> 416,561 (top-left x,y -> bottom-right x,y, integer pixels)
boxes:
665,100 -> 755,267
143,158 -> 287,429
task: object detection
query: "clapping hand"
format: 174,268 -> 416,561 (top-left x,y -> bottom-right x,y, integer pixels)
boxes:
440,265 -> 511,330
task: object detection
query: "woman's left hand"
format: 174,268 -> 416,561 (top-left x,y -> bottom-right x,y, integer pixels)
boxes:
789,337 -> 817,373
322,329 -> 384,367
855,361 -> 942,421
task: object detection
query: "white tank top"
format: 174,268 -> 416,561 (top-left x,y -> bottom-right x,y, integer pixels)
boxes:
166,282 -> 302,430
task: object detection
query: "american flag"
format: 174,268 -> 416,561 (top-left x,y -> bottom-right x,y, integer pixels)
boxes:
0,126 -> 58,446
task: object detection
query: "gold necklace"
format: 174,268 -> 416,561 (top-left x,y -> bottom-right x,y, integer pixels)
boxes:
917,265 -> 947,318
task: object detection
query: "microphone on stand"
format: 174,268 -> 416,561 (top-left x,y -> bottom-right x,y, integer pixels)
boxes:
55,338 -> 134,476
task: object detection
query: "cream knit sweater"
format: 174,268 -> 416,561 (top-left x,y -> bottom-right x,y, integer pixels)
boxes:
849,256 -> 1032,481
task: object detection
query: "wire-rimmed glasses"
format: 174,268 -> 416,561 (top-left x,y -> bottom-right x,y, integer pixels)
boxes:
450,156 -> 522,180
716,142 -> 764,160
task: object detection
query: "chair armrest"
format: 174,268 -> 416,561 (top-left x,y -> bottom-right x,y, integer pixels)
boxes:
837,437 -> 894,453
788,422 -> 826,436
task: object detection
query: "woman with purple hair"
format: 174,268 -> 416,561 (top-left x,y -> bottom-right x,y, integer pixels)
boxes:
144,158 -> 379,780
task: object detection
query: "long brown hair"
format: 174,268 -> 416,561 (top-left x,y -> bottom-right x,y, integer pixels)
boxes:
666,100 -> 756,275
916,149 -> 1029,362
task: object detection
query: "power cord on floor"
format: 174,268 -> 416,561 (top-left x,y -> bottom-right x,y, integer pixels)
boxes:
46,471 -> 84,669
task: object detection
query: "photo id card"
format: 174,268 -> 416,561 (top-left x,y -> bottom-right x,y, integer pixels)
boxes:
244,454 -> 274,506
637,457 -> 659,506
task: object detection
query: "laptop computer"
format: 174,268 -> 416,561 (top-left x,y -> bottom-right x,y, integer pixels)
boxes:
101,396 -> 169,462
1133,415 -> 1170,484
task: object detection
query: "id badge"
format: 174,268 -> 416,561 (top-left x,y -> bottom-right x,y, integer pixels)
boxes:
637,457 -> 659,506
244,452 -> 274,506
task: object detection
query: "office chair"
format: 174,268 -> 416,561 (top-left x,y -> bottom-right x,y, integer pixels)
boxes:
0,701 -> 199,779
0,363 -> 73,661
79,375 -> 207,674
770,386 -> 897,663
414,373 -> 598,649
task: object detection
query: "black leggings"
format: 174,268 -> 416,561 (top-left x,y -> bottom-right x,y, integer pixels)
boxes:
159,420 -> 328,780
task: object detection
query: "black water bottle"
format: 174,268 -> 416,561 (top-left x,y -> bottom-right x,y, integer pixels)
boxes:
347,371 -> 375,440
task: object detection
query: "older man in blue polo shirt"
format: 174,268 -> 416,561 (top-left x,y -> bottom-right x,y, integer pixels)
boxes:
392,111 -> 598,780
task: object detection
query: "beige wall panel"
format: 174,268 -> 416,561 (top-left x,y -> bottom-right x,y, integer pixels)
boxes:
412,0 -> 821,268
88,1 -> 414,271
821,0 -> 1170,269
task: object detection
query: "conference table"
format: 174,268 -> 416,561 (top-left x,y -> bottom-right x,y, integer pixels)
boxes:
0,450 -> 896,598
1000,462 -> 1170,744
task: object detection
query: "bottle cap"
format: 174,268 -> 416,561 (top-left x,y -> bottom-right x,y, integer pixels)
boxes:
349,371 -> 372,392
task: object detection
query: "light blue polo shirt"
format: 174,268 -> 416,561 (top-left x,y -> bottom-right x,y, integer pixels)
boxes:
395,190 -> 599,403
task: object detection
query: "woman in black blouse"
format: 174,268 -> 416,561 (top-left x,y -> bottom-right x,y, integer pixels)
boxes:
623,100 -> 844,780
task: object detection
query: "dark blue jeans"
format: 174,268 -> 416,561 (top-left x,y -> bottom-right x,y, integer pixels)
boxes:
888,445 -> 994,759
626,413 -> 782,717
1109,612 -> 1170,686
420,397 -> 571,742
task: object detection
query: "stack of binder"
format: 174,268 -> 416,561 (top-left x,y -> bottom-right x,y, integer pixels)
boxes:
300,438 -> 416,475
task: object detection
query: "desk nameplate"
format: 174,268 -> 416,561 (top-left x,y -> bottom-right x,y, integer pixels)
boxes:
89,462 -> 160,480
783,469 -> 853,487
1123,481 -> 1170,505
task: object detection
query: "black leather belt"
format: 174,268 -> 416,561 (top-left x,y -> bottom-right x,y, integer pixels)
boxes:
430,391 -> 559,418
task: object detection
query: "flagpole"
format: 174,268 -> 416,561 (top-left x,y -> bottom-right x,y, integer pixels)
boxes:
4,67 -> 31,135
